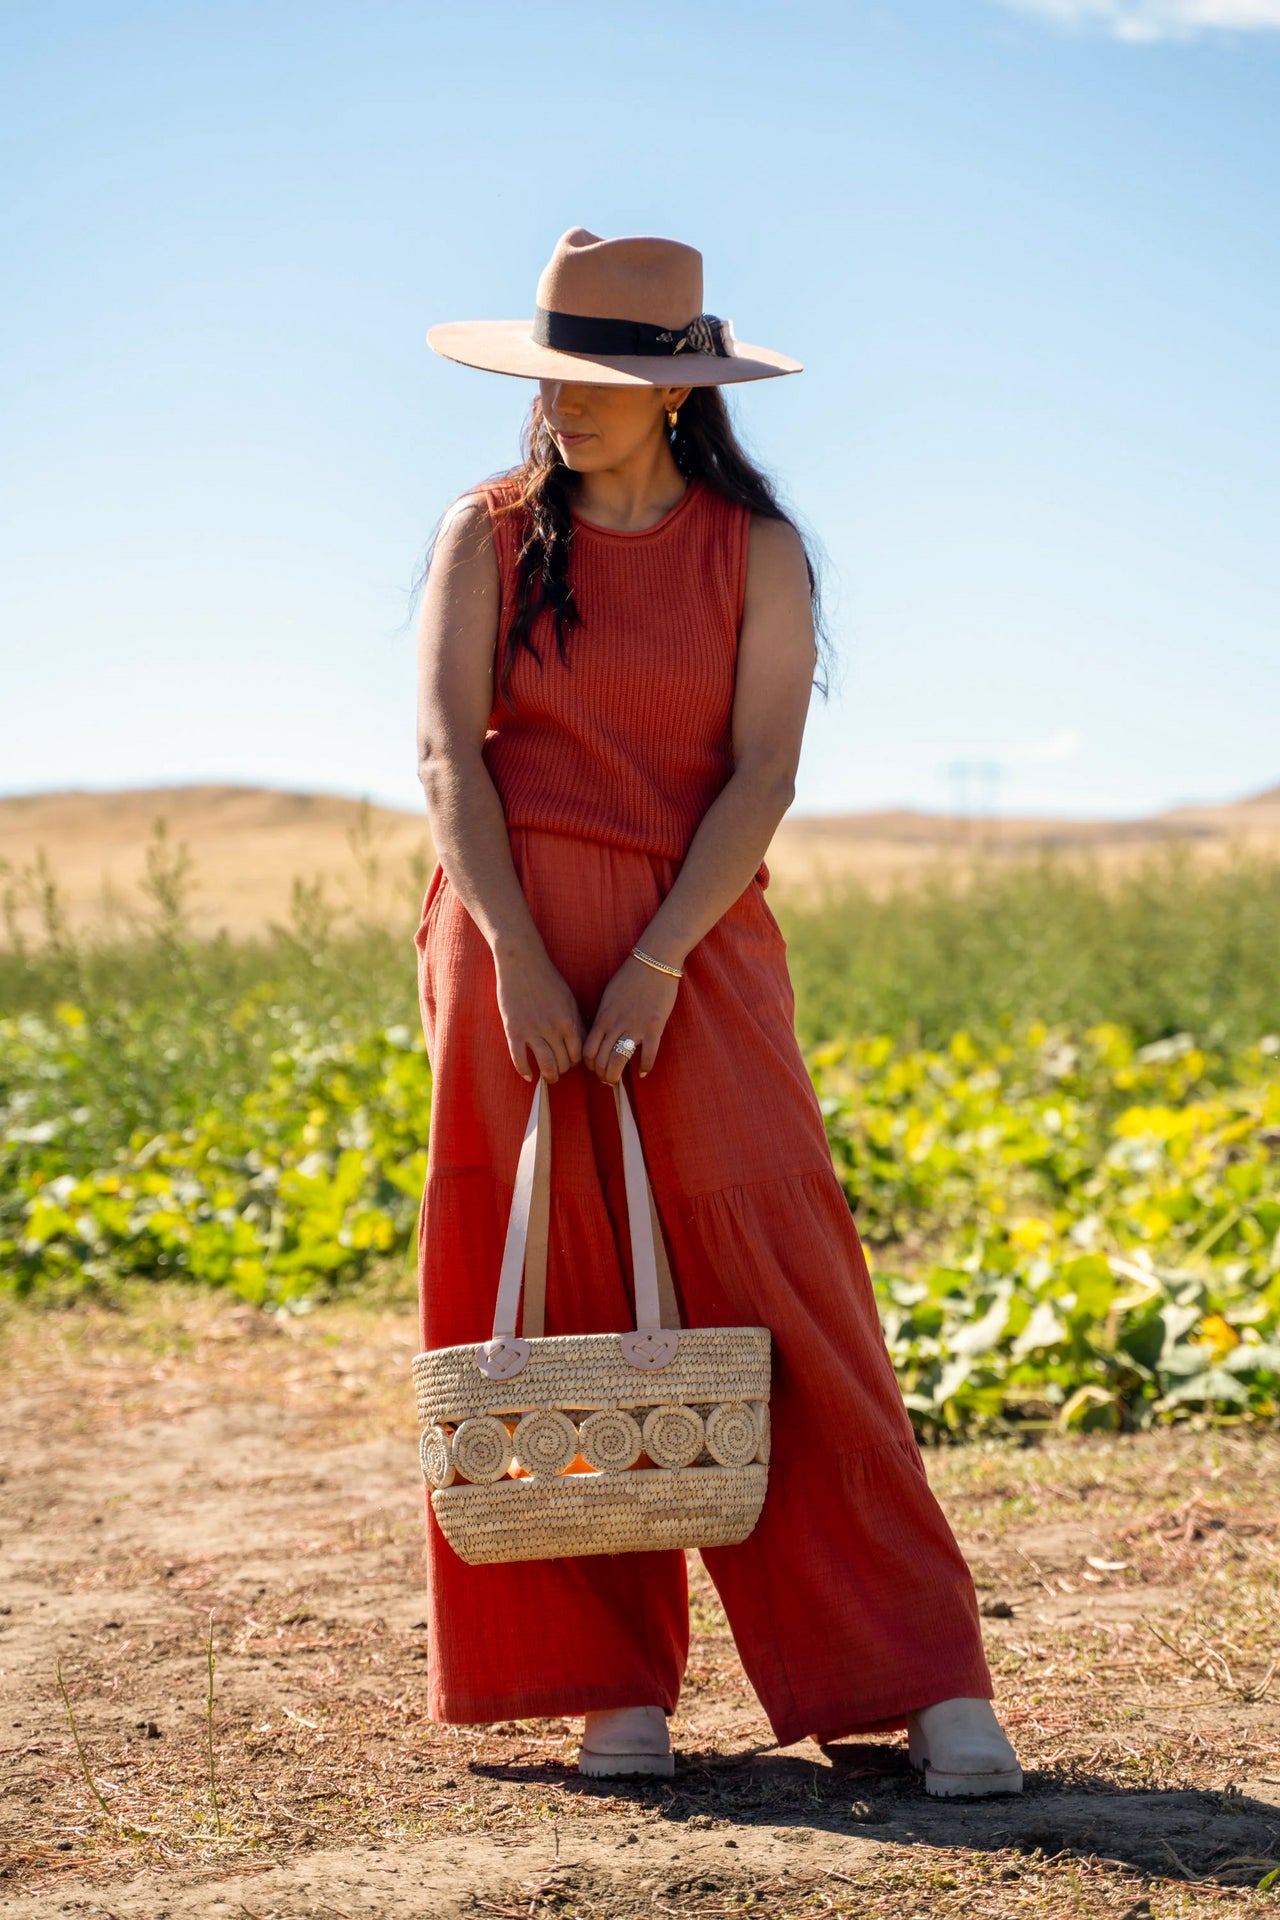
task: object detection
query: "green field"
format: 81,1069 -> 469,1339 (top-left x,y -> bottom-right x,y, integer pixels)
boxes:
3,837 -> 1278,1436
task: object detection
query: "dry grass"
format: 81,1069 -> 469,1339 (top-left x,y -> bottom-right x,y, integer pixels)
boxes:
1,1290 -> 1278,1917
5,781 -> 1280,944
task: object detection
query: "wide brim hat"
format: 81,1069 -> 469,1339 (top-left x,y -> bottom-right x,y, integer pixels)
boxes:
428,227 -> 802,388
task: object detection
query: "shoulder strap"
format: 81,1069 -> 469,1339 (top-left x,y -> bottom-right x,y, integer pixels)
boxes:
729,497 -> 753,634
474,479 -> 532,675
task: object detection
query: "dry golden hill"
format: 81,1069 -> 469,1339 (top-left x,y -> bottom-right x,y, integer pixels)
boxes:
0,786 -> 435,948
1,779 -> 1278,947
772,784 -> 1280,890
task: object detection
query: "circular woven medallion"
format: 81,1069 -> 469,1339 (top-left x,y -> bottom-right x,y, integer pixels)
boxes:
753,1401 -> 771,1464
578,1408 -> 643,1474
419,1424 -> 456,1489
704,1401 -> 759,1469
512,1408 -> 579,1479
642,1403 -> 704,1470
452,1415 -> 514,1484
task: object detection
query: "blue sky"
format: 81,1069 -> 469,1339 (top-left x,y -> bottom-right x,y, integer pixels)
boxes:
2,0 -> 1277,822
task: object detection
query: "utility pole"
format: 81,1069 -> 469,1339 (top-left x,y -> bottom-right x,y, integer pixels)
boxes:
947,762 -> 973,843
946,761 -> 1005,850
978,762 -> 1002,851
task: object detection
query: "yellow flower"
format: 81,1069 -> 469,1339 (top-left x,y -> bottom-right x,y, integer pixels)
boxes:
1199,1314 -> 1239,1358
1009,1218 -> 1053,1254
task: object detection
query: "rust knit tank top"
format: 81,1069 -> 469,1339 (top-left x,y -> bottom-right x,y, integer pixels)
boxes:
478,474 -> 751,863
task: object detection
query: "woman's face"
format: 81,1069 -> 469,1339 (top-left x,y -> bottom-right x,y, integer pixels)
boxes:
539,378 -> 690,473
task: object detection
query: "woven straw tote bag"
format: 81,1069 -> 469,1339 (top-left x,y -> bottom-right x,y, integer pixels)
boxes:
413,1075 -> 771,1566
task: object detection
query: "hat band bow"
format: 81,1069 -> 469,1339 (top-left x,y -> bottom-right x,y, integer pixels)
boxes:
532,307 -> 734,359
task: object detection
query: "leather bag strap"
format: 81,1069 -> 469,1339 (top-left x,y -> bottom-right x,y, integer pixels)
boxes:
613,1081 -> 680,1331
521,1078 -> 552,1338
491,1077 -> 546,1341
490,1077 -> 680,1342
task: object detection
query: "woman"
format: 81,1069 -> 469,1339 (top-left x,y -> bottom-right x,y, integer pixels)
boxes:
413,227 -> 1021,1796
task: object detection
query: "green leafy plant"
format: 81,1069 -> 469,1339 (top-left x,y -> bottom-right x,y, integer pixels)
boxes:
3,837 -> 1278,1435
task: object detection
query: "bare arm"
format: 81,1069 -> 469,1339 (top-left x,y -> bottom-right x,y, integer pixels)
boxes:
416,497 -> 584,1082
582,513 -> 816,1081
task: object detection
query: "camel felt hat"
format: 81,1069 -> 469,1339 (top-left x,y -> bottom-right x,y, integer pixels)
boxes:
428,226 -> 802,388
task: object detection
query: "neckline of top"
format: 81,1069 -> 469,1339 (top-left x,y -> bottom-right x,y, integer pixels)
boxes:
570,477 -> 701,539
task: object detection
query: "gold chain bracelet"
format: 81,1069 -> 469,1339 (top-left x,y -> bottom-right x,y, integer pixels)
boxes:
630,945 -> 684,980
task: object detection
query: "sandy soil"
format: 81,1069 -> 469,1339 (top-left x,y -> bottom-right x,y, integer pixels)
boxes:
1,1295 -> 1278,1917
2,781 -> 1279,945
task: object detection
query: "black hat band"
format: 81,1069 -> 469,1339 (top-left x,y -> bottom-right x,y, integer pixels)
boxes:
532,307 -> 733,358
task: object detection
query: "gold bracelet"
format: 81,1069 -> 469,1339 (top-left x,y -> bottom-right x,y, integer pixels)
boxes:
630,945 -> 684,980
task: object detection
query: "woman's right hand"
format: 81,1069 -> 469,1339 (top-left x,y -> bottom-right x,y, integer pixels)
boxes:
494,938 -> 585,1082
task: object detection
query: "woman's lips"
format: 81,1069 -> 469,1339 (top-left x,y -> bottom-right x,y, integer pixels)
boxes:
555,429 -> 591,444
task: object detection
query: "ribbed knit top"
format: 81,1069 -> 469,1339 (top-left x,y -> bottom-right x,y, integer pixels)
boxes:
479,474 -> 752,862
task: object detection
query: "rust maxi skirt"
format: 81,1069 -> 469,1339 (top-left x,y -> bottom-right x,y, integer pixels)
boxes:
412,477 -> 993,1746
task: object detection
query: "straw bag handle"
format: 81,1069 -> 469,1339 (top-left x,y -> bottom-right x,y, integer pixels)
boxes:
478,1077 -> 682,1380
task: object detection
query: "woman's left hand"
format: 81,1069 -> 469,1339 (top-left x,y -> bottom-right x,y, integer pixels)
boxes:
583,954 -> 681,1083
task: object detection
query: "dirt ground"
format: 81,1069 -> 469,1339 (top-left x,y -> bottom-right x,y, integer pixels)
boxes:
1,1294 -> 1278,1918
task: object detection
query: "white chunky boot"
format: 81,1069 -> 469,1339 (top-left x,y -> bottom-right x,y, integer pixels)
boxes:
578,1705 -> 674,1779
906,1697 -> 1022,1797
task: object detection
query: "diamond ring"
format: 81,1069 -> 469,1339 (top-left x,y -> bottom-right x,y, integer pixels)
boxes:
612,1035 -> 638,1059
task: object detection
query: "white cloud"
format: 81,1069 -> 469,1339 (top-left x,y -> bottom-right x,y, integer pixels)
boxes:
1009,728 -> 1084,764
997,0 -> 1280,40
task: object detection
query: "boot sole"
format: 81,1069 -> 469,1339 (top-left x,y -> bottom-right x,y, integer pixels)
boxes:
578,1746 -> 675,1779
916,1761 -> 1023,1798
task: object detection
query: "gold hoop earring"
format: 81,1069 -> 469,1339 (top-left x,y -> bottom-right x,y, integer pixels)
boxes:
667,407 -> 679,430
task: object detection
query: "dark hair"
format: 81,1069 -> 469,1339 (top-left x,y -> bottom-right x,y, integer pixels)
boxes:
416,387 -> 834,712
